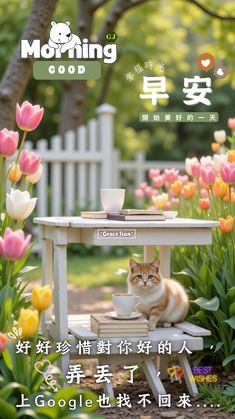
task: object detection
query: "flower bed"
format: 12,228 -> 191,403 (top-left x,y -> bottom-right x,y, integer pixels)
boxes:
135,120 -> 235,372
0,103 -> 101,419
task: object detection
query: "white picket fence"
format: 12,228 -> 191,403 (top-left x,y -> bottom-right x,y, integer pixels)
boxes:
10,103 -> 185,217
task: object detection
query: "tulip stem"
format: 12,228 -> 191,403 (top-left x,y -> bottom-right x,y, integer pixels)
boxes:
15,131 -> 27,167
229,185 -> 232,217
0,157 -> 6,226
30,311 -> 41,389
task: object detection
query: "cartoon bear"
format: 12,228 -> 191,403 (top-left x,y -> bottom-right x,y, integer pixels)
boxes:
48,21 -> 81,53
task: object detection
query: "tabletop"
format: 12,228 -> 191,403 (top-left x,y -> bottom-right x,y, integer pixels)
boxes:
34,216 -> 219,229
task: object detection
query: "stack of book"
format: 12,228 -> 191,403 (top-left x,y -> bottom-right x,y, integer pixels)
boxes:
107,209 -> 165,221
90,313 -> 149,337
81,209 -> 165,221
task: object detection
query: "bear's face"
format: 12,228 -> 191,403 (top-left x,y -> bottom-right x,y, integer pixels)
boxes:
49,21 -> 72,44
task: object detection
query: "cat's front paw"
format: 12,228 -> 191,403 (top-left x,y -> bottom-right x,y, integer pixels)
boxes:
149,322 -> 156,331
163,322 -> 171,328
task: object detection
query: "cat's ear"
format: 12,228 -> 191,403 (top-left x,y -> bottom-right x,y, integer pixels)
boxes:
129,259 -> 138,270
151,259 -> 160,271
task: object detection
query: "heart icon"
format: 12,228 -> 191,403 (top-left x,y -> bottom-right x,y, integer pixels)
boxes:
167,367 -> 176,377
196,53 -> 215,71
201,59 -> 210,68
214,64 -> 228,79
34,360 -> 51,375
217,68 -> 224,76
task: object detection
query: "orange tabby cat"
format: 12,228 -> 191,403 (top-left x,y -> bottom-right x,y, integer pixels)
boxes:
127,259 -> 189,330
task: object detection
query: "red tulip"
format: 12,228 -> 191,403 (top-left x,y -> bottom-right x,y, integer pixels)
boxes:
199,198 -> 210,211
0,333 -> 7,352
228,118 -> 235,130
0,128 -> 19,158
16,101 -> 44,132
20,150 -> 41,175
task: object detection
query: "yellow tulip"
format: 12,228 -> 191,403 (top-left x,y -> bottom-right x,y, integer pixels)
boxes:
8,164 -> 22,183
17,308 -> 39,338
31,284 -> 52,311
183,182 -> 196,199
213,177 -> 228,198
170,180 -> 182,196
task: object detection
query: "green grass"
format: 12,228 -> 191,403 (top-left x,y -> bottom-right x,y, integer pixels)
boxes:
197,383 -> 235,413
26,254 -> 129,288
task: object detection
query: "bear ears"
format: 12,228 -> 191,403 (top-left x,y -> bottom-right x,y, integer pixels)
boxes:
51,21 -> 70,26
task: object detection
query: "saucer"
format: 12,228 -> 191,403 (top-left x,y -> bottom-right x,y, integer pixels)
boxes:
163,211 -> 178,219
105,311 -> 142,320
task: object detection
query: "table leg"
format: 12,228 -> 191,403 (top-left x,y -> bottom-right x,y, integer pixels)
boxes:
144,245 -> 155,262
178,353 -> 198,396
156,355 -> 169,380
159,246 -> 171,277
98,356 -> 115,401
142,355 -> 166,401
41,238 -> 53,335
54,243 -> 69,375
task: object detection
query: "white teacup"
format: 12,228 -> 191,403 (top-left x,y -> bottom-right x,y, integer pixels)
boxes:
112,293 -> 141,317
101,188 -> 125,213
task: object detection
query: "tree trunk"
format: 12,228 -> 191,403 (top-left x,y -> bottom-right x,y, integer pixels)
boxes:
58,0 -> 93,135
0,0 -> 58,130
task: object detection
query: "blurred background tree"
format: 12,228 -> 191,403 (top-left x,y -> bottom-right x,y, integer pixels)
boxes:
0,0 -> 235,160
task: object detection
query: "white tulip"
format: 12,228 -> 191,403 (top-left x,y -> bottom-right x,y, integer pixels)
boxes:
200,155 -> 213,167
185,157 -> 199,176
213,154 -> 226,174
6,189 -> 37,221
214,130 -> 226,144
26,164 -> 43,184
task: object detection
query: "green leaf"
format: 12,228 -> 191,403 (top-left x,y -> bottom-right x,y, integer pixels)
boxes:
214,341 -> 224,353
193,296 -> 220,311
229,303 -> 235,317
2,348 -> 13,371
0,382 -> 28,399
222,354 -> 235,367
224,316 -> 235,329
19,265 -> 38,274
212,276 -> 225,298
0,399 -> 17,419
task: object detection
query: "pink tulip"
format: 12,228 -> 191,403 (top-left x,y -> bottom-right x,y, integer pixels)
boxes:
164,168 -> 179,183
220,162 -> 235,184
0,128 -> 19,158
228,118 -> 235,130
200,166 -> 216,185
135,189 -> 144,198
148,168 -> 160,179
16,101 -> 44,132
165,201 -> 172,209
201,188 -> 209,199
191,162 -> 201,178
153,175 -> 164,188
178,175 -> 189,185
0,228 -> 31,261
145,186 -> 154,197
140,182 -> 148,190
20,150 -> 41,175
171,197 -> 180,206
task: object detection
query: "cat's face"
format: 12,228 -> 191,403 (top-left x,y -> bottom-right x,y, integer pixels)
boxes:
128,259 -> 161,288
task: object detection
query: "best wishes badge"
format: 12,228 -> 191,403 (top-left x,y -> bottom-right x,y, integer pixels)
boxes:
20,21 -> 117,80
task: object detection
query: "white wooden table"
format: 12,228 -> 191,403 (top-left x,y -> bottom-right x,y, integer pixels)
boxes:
34,216 -> 218,399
